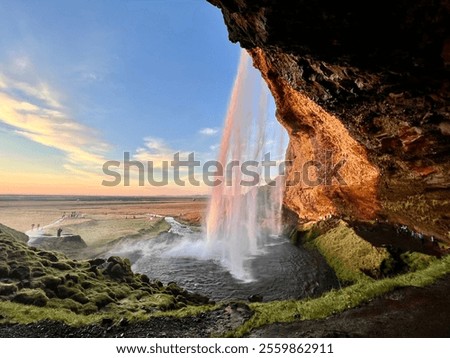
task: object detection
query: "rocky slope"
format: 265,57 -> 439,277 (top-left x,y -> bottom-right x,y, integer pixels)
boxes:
208,0 -> 450,242
0,223 -> 210,322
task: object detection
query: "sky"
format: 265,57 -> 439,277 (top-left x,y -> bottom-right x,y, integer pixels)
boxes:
0,0 -> 280,196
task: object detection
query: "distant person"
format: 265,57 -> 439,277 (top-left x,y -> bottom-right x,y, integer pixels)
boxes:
37,224 -> 40,230
57,228 -> 63,237
31,224 -> 35,231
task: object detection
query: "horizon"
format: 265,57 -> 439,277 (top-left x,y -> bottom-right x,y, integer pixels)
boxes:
0,1 -> 282,196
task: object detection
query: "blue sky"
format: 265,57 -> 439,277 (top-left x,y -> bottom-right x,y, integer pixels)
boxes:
0,0 -> 246,195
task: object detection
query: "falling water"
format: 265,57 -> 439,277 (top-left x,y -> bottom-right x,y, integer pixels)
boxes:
205,49 -> 287,281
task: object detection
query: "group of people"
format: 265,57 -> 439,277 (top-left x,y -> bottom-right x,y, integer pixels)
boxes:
62,211 -> 81,219
30,224 -> 41,231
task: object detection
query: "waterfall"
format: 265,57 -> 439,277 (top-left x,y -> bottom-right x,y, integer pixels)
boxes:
205,49 -> 287,281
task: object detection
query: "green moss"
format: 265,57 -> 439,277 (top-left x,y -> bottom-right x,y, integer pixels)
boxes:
88,292 -> 115,308
227,254 -> 450,337
401,252 -> 437,272
47,298 -> 83,313
12,289 -> 49,307
0,301 -> 103,326
141,293 -> 176,309
308,221 -> 390,284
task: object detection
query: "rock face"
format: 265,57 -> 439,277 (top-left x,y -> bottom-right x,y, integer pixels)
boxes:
28,234 -> 88,253
208,0 -> 450,241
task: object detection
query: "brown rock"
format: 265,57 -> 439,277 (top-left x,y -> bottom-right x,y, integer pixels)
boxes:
208,0 -> 450,241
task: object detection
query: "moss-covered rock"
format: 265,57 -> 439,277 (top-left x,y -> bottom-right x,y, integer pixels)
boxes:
89,292 -> 115,308
9,265 -> 31,281
13,289 -> 48,307
56,285 -> 80,299
0,223 -> 29,243
0,264 -> 10,278
37,276 -> 62,291
51,261 -> 73,271
0,223 -> 213,325
0,283 -> 18,296
37,251 -> 59,262
304,220 -> 392,284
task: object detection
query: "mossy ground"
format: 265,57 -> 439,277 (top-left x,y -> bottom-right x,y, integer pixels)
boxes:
0,223 -> 211,326
1,221 -> 448,337
221,221 -> 450,337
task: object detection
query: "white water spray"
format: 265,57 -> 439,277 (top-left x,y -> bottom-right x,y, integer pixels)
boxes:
205,50 -> 287,281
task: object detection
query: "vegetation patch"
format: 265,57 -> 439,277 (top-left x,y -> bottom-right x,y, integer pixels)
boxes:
0,223 -> 212,326
303,221 -> 391,284
226,254 -> 450,337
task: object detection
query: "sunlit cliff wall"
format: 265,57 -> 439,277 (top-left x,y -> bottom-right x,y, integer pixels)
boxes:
208,0 -> 450,241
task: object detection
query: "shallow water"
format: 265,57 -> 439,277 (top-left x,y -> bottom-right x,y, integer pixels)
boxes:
106,217 -> 339,301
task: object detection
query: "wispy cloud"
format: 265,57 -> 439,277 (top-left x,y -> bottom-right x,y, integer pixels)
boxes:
0,72 -> 61,109
199,127 -> 219,136
133,137 -> 193,166
0,70 -> 110,178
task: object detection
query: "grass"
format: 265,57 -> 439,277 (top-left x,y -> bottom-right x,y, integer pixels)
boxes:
0,301 -> 105,326
62,217 -> 171,248
227,254 -> 450,337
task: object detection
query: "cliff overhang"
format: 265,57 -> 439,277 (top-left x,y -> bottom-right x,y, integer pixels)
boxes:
208,0 -> 450,242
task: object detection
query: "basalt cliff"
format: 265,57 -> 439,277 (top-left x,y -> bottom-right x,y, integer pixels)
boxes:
208,0 -> 450,242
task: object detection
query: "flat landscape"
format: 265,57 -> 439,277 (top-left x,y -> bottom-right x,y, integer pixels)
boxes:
0,196 -> 207,248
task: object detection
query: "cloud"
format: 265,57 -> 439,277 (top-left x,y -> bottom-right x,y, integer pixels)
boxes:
199,127 -> 219,136
133,137 -> 194,167
0,72 -> 110,178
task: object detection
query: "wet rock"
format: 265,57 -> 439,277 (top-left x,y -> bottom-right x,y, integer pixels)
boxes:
248,294 -> 263,303
140,274 -> 150,284
88,258 -> 105,267
109,263 -> 125,279
185,292 -> 210,305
